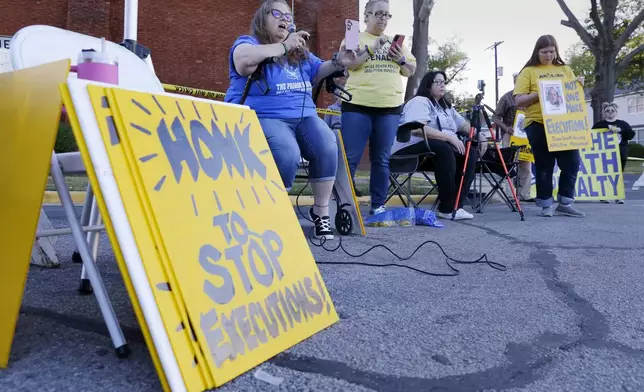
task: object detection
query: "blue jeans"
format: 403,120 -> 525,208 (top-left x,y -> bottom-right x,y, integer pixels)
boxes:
259,116 -> 337,189
341,111 -> 400,208
525,121 -> 581,207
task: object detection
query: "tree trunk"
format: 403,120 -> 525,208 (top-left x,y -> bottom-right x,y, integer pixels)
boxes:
591,52 -> 618,123
405,0 -> 433,101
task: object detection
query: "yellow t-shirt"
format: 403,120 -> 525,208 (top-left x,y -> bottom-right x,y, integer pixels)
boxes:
340,31 -> 416,108
513,64 -> 576,128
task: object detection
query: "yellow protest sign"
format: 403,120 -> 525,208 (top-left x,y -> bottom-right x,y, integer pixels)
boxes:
0,60 -> 70,368
77,85 -> 339,388
539,79 -> 592,151
63,84 -> 191,391
509,110 -> 534,163
529,128 -> 625,201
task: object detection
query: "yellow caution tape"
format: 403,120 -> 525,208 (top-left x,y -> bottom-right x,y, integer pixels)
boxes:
316,108 -> 342,116
162,83 -> 342,117
162,83 -> 226,100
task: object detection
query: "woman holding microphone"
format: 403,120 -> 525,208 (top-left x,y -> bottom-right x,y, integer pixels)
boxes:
514,34 -> 585,218
224,0 -> 355,239
340,0 -> 417,215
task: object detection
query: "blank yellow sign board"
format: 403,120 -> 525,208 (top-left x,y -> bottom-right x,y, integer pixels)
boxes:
69,82 -> 339,389
0,60 -> 70,368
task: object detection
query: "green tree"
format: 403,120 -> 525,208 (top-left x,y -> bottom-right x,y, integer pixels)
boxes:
427,36 -> 470,85
446,91 -> 475,112
564,42 -> 596,88
556,0 -> 644,122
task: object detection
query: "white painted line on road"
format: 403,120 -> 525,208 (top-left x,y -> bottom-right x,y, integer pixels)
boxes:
632,164 -> 644,191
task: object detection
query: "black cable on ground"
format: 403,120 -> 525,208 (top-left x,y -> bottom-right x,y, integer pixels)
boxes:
306,230 -> 506,277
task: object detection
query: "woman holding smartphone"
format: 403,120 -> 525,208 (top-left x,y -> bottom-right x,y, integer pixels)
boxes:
339,0 -> 417,216
514,34 -> 585,218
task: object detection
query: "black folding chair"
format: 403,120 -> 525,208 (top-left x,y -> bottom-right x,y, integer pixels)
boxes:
473,145 -> 522,213
386,122 -> 439,210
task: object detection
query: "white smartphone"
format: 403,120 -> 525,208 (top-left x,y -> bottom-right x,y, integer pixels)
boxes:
345,19 -> 360,51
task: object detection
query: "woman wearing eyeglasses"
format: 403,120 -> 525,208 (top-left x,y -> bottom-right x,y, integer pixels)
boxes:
592,102 -> 635,204
392,71 -> 486,220
224,0 -> 355,240
339,0 -> 417,216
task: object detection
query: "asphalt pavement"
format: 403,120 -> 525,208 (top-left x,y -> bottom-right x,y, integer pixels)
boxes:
1,173 -> 643,392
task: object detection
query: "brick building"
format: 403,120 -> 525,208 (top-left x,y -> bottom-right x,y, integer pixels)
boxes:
1,0 -> 357,105
1,0 -> 372,168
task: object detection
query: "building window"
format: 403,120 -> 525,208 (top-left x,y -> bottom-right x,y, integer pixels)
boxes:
635,128 -> 644,145
627,96 -> 644,114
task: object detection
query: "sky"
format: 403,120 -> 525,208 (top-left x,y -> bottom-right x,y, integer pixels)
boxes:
357,0 -> 590,106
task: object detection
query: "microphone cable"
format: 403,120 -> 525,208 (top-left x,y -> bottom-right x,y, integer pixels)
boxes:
287,26 -> 505,278
294,175 -> 507,277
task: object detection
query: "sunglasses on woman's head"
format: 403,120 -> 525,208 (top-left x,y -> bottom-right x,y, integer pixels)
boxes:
268,9 -> 293,22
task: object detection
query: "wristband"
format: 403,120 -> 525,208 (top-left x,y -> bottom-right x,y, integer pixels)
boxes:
331,53 -> 345,71
281,42 -> 288,55
398,56 -> 406,66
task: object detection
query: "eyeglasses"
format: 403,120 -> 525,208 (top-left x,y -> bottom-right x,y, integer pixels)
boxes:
433,80 -> 447,86
367,11 -> 392,20
268,9 -> 293,22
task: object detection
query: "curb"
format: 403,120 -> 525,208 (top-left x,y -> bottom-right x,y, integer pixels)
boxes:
43,191 -> 87,204
42,191 -> 438,207
291,194 -> 438,207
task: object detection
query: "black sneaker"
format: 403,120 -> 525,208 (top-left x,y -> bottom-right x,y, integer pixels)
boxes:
309,208 -> 334,240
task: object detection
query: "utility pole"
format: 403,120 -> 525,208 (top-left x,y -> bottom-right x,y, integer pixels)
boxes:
486,41 -> 503,106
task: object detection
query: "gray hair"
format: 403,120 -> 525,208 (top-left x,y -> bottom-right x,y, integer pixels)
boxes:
364,0 -> 389,20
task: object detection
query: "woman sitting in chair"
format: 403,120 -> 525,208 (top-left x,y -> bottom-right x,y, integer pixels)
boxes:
224,0 -> 355,239
391,70 -> 485,220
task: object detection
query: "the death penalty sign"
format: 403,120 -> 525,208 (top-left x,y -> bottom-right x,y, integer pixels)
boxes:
538,79 -> 592,151
69,80 -> 339,389
528,128 -> 625,201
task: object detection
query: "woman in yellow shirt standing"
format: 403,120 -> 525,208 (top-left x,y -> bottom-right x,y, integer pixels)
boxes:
514,35 -> 585,218
340,0 -> 416,215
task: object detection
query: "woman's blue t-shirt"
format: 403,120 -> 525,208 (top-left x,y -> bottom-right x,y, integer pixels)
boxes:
224,35 -> 324,119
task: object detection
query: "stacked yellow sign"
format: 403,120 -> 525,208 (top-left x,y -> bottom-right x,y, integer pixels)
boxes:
61,78 -> 339,391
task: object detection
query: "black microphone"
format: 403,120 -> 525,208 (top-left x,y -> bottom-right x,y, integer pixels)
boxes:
287,23 -> 309,40
259,24 -> 300,70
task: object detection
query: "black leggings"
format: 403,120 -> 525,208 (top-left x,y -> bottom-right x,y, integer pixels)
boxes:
525,122 -> 580,204
393,139 -> 478,213
620,144 -> 629,172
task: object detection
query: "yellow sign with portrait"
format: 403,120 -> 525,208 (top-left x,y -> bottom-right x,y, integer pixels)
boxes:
538,79 -> 592,151
509,110 -> 534,163
100,86 -> 339,388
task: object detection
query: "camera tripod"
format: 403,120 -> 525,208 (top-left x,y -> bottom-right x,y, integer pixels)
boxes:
453,102 -> 525,221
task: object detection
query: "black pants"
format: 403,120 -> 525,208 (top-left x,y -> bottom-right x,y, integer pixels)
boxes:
394,139 -> 478,214
525,122 -> 580,205
620,144 -> 629,172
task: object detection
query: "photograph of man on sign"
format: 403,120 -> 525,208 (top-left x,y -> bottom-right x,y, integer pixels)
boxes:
541,83 -> 566,116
